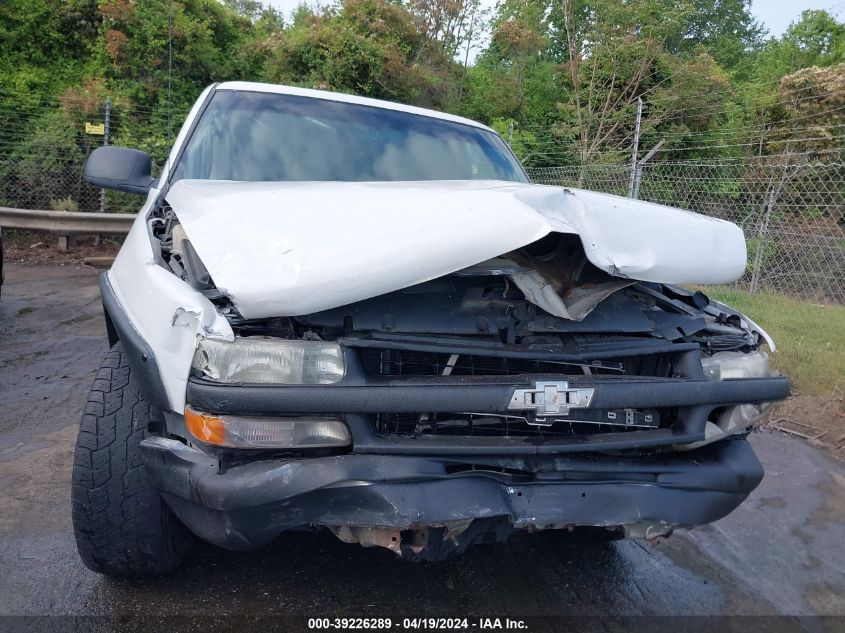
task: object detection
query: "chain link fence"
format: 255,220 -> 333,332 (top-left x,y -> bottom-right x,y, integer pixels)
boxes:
528,160 -> 845,305
0,90 -> 182,215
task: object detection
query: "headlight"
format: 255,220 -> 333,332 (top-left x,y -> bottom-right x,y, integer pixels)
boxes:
677,349 -> 774,451
193,337 -> 345,384
701,350 -> 769,380
185,407 -> 351,449
717,402 -> 774,433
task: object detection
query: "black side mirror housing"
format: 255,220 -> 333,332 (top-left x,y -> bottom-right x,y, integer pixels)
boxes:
84,146 -> 156,195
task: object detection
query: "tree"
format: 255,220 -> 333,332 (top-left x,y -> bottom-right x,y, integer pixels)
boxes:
553,0 -> 697,164
409,0 -> 484,60
407,0 -> 491,106
1,0 -> 844,198
752,10 -> 845,84
460,0 -> 559,132
96,0 -> 259,111
0,0 -> 100,96
665,0 -> 765,70
258,0 -> 456,108
766,63 -> 845,158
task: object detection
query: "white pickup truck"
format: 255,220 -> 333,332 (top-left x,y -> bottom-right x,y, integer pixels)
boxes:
72,81 -> 788,576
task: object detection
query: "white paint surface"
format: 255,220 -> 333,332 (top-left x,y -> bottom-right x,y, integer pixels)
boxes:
108,209 -> 234,412
166,179 -> 747,320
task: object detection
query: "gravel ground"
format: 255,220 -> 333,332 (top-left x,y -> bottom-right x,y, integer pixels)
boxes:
0,263 -> 843,631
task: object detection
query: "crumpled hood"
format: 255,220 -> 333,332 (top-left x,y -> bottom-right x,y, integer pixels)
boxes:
166,179 -> 746,319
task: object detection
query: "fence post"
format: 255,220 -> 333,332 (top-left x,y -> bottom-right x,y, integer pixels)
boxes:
89,95 -> 112,249
98,96 -> 111,214
628,97 -> 643,198
750,188 -> 774,294
632,163 -> 643,200
631,139 -> 664,200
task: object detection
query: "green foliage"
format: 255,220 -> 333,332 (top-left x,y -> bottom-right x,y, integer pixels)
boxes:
50,196 -> 80,212
0,107 -> 94,210
258,0 -> 458,107
488,118 -> 544,165
95,0 -> 259,112
746,235 -> 778,273
0,0 -> 99,94
666,0 -> 765,69
751,10 -> 845,83
0,0 -> 843,211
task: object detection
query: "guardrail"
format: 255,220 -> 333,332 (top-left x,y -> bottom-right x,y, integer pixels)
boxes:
0,207 -> 136,251
0,207 -> 136,233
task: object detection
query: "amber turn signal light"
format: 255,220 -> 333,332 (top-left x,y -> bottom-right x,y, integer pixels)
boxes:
184,407 -> 351,449
184,407 -> 226,446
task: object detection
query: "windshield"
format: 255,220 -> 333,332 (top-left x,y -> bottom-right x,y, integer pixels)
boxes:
171,90 -> 527,183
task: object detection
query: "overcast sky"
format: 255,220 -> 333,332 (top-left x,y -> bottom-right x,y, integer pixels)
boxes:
264,0 -> 844,40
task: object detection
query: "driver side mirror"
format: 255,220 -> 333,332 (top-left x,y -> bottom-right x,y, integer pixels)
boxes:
84,146 -> 156,195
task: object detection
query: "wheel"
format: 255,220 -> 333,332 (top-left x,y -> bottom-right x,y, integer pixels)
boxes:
71,343 -> 193,576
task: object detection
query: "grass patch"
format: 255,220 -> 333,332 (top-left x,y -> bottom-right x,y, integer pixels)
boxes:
705,288 -> 844,396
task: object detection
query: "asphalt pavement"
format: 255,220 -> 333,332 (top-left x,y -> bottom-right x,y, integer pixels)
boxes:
0,263 -> 843,630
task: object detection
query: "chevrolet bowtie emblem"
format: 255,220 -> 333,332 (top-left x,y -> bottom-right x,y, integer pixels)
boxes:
507,380 -> 594,416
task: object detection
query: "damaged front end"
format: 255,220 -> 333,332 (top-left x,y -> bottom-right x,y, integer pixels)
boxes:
136,203 -> 789,560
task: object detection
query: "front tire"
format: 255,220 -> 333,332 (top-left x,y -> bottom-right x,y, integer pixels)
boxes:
71,343 -> 192,576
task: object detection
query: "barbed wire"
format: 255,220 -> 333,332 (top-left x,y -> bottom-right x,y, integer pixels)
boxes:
649,90 -> 843,123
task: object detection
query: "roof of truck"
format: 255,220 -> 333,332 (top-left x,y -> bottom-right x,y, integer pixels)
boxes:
215,81 -> 494,133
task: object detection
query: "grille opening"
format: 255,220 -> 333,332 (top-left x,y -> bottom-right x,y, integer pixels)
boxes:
443,464 -> 660,483
359,349 -> 647,378
363,348 -> 678,438
444,464 -> 536,481
374,411 -> 671,438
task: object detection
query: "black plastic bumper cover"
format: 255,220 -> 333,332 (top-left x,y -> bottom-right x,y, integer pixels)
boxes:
185,374 -> 790,454
140,436 -> 764,551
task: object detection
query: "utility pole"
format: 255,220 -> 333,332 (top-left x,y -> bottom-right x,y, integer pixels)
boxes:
167,0 -> 174,139
507,121 -> 514,148
628,97 -> 643,198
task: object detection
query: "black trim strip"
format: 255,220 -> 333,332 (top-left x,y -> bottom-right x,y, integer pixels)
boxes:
352,427 -> 705,455
186,375 -> 790,417
338,409 -> 712,455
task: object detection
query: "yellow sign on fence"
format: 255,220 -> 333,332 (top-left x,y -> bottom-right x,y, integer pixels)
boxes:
85,122 -> 105,135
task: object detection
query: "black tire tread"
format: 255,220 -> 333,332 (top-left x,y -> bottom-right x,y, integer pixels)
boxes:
71,343 -> 192,576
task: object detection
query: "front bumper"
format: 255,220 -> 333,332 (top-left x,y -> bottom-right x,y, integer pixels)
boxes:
141,435 -> 764,555
151,359 -> 786,555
